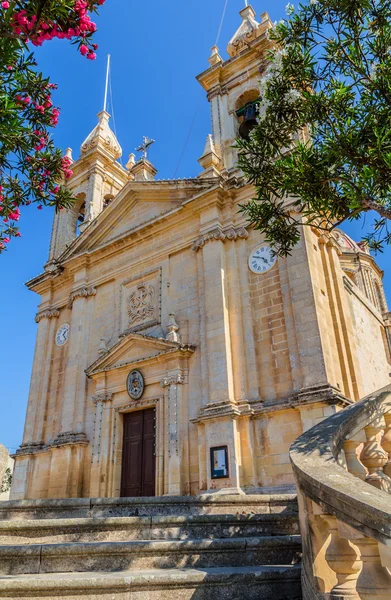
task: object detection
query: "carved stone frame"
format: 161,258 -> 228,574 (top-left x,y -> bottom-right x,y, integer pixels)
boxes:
118,268 -> 162,335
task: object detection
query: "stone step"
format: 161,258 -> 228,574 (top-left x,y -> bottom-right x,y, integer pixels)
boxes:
0,565 -> 303,600
0,513 -> 299,545
0,493 -> 298,521
0,535 -> 302,575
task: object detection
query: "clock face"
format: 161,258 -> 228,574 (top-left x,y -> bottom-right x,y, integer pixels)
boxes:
127,370 -> 145,400
249,244 -> 277,274
55,323 -> 70,347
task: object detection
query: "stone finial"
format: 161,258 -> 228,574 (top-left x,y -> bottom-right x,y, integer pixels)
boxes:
80,110 -> 122,161
65,147 -> 73,162
209,45 -> 223,66
126,153 -> 136,171
198,134 -> 222,178
166,313 -> 181,343
98,338 -> 109,356
227,5 -> 261,58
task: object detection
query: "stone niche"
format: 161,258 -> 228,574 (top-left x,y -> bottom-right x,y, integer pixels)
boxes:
120,268 -> 161,334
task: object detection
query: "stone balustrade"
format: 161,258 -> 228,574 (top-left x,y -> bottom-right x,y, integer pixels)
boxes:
290,384 -> 391,599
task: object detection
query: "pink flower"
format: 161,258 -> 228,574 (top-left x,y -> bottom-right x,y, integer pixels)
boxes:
87,51 -> 96,60
3,237 -> 10,244
79,44 -> 88,56
2,2 -> 10,9
37,205 -> 43,210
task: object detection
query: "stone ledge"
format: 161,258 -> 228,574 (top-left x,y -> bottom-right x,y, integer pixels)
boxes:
0,565 -> 302,597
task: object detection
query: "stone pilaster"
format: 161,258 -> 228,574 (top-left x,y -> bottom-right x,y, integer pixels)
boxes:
22,308 -> 59,445
59,286 -> 96,436
161,372 -> 186,495
199,233 -> 235,408
83,167 -> 105,227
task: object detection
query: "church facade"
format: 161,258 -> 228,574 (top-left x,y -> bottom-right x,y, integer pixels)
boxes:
11,6 -> 391,500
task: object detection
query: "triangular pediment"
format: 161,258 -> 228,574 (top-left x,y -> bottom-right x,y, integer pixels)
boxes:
59,178 -> 217,263
86,332 -> 195,378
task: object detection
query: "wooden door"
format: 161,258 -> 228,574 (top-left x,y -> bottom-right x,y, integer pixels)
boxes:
120,408 -> 156,497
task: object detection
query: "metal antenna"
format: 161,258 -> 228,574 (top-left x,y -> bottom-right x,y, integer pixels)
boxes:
103,54 -> 111,112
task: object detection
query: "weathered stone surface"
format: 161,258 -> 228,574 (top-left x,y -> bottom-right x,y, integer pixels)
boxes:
0,513 -> 299,545
0,493 -> 302,598
0,566 -> 302,600
0,535 -> 302,575
0,494 -> 298,520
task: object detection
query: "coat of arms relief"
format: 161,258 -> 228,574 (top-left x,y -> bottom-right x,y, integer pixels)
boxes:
120,269 -> 161,334
128,283 -> 155,325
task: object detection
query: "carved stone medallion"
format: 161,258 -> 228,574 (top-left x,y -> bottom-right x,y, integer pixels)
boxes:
127,370 -> 145,400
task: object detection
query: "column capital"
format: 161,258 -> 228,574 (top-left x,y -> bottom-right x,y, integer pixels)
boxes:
92,393 -> 113,405
35,308 -> 60,323
161,373 -> 186,388
192,225 -> 248,252
67,286 -> 97,309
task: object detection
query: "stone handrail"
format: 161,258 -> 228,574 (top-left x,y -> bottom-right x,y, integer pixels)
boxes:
290,384 -> 391,599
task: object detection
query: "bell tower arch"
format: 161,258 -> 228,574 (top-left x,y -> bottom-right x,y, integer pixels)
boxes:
197,6 -> 273,172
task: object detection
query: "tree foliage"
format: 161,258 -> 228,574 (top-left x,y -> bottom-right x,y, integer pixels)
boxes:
0,0 -> 105,253
237,0 -> 391,256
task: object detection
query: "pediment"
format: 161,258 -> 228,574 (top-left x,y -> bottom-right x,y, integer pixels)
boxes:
86,332 -> 195,378
59,178 -> 217,262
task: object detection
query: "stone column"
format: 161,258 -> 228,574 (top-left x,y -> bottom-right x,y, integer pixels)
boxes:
201,233 -> 235,406
58,285 -> 96,436
226,235 -> 247,402
284,227 -> 328,390
22,308 -> 59,445
90,393 -> 113,498
237,236 -> 260,400
161,372 -> 186,496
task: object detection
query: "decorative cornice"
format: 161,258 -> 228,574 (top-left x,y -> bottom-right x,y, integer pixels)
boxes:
14,432 -> 89,457
67,286 -> 97,308
92,393 -> 113,405
192,226 -> 248,252
161,374 -> 185,388
50,431 -> 89,447
35,308 -> 60,323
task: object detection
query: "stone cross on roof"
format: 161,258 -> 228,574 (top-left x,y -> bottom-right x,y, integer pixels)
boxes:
136,136 -> 155,160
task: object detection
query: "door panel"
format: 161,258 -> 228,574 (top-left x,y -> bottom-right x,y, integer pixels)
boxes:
120,408 -> 156,498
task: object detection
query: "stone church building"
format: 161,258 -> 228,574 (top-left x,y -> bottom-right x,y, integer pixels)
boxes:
11,6 -> 391,501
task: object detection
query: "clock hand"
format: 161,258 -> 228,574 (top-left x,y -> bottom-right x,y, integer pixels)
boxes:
255,256 -> 269,264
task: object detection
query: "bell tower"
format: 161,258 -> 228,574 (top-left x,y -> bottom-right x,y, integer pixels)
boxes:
197,6 -> 273,172
48,110 -> 128,262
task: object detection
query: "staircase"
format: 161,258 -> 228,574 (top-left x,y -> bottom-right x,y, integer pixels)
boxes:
0,494 -> 302,599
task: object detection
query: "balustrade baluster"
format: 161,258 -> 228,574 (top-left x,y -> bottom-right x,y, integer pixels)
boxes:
381,411 -> 391,479
356,537 -> 391,600
322,515 -> 361,599
344,433 -> 367,481
360,417 -> 390,492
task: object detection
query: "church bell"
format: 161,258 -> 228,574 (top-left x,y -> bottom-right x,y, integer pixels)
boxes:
238,103 -> 258,140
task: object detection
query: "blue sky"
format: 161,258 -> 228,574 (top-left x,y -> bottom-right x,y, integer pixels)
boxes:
1,0 -> 390,452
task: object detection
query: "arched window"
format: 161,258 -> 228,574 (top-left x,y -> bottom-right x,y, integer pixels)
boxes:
103,194 -> 115,209
235,89 -> 260,140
